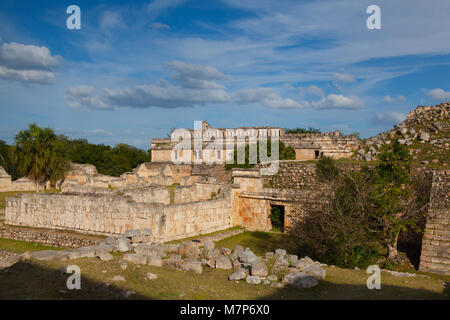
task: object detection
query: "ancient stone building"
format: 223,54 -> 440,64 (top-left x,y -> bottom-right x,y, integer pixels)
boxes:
151,121 -> 360,163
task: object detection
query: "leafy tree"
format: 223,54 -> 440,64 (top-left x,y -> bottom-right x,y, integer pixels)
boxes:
13,123 -> 69,185
285,127 -> 321,134
372,141 -> 415,260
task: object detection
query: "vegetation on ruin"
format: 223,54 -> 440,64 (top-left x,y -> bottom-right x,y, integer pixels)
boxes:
294,141 -> 430,270
0,235 -> 448,300
225,140 -> 295,170
0,124 -> 150,183
285,127 -> 321,134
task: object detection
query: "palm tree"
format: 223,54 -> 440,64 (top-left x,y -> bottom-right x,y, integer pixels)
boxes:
14,123 -> 69,185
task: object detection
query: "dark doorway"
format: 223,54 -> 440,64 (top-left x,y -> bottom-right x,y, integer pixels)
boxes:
314,150 -> 320,159
270,205 -> 285,232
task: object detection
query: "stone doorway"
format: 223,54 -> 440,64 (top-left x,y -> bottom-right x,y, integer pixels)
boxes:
269,204 -> 285,232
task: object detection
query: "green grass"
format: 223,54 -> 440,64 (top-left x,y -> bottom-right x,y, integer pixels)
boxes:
167,226 -> 243,244
0,239 -> 448,300
165,183 -> 179,204
0,238 -> 67,253
216,231 -> 297,256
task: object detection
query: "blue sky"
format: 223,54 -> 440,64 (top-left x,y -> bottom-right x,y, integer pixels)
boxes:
1,0 -> 450,149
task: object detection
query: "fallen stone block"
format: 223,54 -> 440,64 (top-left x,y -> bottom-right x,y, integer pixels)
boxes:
246,275 -> 261,285
238,249 -> 258,264
96,249 -> 113,261
182,259 -> 203,274
283,272 -> 318,289
0,254 -> 22,269
228,268 -> 247,281
215,256 -> 232,269
117,237 -> 131,252
250,260 -> 268,278
123,253 -> 147,265
302,264 -> 326,280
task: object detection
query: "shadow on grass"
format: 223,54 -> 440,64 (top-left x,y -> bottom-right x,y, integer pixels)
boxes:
0,261 -> 150,300
0,260 -> 447,300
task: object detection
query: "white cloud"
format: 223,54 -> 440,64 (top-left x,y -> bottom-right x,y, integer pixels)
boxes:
372,112 -> 406,125
332,72 -> 355,84
152,22 -> 171,30
299,85 -> 324,98
147,0 -> 188,20
312,94 -> 363,110
0,42 -> 60,71
65,85 -> 112,110
103,80 -> 231,108
0,42 -> 61,84
166,60 -> 228,89
236,87 -> 309,109
426,88 -> 450,101
0,66 -> 54,84
383,95 -> 406,103
100,11 -> 125,35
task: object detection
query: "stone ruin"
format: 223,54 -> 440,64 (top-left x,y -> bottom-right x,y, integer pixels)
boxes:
0,166 -> 40,192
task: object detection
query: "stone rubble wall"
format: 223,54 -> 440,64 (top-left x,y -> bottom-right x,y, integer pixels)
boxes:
5,186 -> 232,242
0,166 -> 41,192
419,170 -> 450,275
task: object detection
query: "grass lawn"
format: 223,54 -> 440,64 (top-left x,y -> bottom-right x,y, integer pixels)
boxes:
0,238 -> 67,253
1,232 -> 448,300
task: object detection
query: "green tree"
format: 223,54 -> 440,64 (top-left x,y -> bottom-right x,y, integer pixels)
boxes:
13,123 -> 69,185
372,141 -> 415,260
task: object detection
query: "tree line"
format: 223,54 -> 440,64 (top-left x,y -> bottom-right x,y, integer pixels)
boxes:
0,124 -> 150,184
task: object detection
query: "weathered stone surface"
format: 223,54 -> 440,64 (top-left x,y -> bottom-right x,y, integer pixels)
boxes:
287,255 -> 298,265
264,252 -> 274,260
117,237 -> 131,252
123,253 -> 147,265
283,272 -> 318,289
246,275 -> 261,285
146,272 -> 158,280
203,240 -> 215,251
96,249 -> 113,261
124,229 -> 152,238
238,249 -> 258,264
228,268 -> 247,281
292,256 -> 315,270
105,237 -> 116,246
302,264 -> 326,280
0,254 -> 21,269
147,257 -> 162,267
250,260 -> 268,277
182,259 -> 203,274
162,258 -> 184,270
215,256 -> 232,269
220,247 -> 232,255
419,132 -> 430,142
178,242 -> 201,258
31,250 -> 66,261
274,249 -> 287,260
135,244 -> 164,258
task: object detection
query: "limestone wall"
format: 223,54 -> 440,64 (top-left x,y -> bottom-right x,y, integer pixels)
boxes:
419,170 -> 450,275
122,187 -> 170,205
5,187 -> 232,241
173,182 -> 223,204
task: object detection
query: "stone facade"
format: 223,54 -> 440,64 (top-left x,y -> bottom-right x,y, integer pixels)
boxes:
151,120 -> 360,163
419,170 -> 450,275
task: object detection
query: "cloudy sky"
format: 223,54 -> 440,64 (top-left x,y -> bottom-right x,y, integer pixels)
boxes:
0,0 -> 450,149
